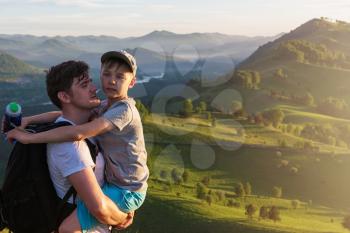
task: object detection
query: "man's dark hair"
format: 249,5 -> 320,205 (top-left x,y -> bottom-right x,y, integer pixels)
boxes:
46,60 -> 89,109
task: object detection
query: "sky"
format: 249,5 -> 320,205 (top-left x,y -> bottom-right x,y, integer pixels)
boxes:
0,0 -> 350,37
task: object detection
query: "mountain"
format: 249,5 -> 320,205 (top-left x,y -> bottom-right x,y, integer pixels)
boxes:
0,52 -> 41,76
221,18 -> 350,116
0,31 -> 278,70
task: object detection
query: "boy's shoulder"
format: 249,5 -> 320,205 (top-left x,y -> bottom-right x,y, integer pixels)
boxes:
107,98 -> 137,114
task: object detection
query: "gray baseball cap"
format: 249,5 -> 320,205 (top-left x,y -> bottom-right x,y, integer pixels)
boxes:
101,50 -> 137,76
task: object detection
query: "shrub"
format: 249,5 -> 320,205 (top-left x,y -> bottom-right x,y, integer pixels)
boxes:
196,183 -> 208,200
206,194 -> 213,206
201,176 -> 211,186
290,166 -> 299,174
235,182 -> 246,197
160,170 -> 168,180
291,200 -> 299,209
244,182 -> 252,196
215,190 -> 225,201
269,206 -> 281,222
245,204 -> 257,219
259,206 -> 269,219
272,186 -> 282,198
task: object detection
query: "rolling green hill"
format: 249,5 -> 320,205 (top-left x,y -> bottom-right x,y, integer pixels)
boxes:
235,18 -> 350,107
0,52 -> 41,77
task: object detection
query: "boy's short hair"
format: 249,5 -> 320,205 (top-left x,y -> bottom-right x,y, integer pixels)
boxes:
100,50 -> 137,76
46,60 -> 89,109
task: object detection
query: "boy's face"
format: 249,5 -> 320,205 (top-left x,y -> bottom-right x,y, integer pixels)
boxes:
65,74 -> 100,110
100,61 -> 136,100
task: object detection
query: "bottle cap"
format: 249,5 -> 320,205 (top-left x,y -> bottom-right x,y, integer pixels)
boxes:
9,102 -> 19,113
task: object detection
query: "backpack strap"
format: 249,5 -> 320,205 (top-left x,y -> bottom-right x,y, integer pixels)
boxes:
84,139 -> 98,164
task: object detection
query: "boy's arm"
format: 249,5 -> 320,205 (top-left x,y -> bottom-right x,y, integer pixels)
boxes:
21,111 -> 62,128
68,167 -> 127,225
6,117 -> 114,144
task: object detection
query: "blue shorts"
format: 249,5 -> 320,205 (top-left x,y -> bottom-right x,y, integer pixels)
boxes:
77,183 -> 146,232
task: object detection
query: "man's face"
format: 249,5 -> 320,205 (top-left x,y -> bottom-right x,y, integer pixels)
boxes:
100,62 -> 135,100
67,74 -> 101,110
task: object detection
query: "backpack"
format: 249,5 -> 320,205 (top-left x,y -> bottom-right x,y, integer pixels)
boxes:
0,121 -> 98,233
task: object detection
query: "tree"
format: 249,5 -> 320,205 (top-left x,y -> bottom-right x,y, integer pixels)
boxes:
342,215 -> 350,230
231,101 -> 242,115
274,68 -> 287,80
206,194 -> 213,206
272,186 -> 282,198
235,182 -> 245,197
201,176 -> 211,186
268,206 -> 281,222
171,168 -> 182,185
244,182 -> 252,196
196,182 -> 208,199
183,99 -> 193,117
195,106 -> 202,114
135,99 -> 149,120
182,170 -> 189,183
211,117 -> 217,127
206,112 -> 212,120
199,101 -> 207,112
259,206 -> 269,219
215,190 -> 225,202
304,92 -> 314,106
291,200 -> 299,209
252,71 -> 261,89
254,113 -> 264,125
262,109 -> 285,128
245,204 -> 257,219
160,170 -> 168,180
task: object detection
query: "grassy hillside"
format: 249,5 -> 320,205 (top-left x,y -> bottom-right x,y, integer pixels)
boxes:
113,112 -> 350,233
0,52 -> 41,78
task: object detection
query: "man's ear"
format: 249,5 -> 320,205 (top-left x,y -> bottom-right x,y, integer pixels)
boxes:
129,77 -> 136,88
57,91 -> 71,104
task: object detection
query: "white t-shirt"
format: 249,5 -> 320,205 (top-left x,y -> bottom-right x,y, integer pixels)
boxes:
47,117 -> 109,233
47,116 -> 105,203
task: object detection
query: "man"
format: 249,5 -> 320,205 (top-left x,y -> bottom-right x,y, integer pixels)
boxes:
7,60 -> 133,232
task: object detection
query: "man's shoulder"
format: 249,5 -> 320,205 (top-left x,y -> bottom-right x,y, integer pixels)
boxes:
47,140 -> 89,157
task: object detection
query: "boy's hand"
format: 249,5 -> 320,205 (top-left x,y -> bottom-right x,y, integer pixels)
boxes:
112,211 -> 134,230
6,128 -> 32,144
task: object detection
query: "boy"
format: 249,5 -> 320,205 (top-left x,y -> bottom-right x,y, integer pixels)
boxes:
7,51 -> 148,233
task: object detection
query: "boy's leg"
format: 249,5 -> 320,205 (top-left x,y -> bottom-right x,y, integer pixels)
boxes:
59,209 -> 81,233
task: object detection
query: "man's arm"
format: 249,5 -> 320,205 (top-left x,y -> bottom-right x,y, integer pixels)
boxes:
68,167 -> 127,225
6,117 -> 114,144
23,111 -> 62,127
1,111 -> 61,135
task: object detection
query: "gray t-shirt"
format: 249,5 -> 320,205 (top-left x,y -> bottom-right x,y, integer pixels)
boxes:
96,98 -> 149,192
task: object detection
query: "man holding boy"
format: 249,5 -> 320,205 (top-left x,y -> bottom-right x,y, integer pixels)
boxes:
6,58 -> 135,232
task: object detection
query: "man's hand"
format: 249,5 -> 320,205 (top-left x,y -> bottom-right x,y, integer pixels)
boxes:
6,128 -> 32,144
112,211 -> 135,230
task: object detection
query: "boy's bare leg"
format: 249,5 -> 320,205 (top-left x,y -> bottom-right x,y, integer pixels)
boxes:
59,209 -> 81,233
